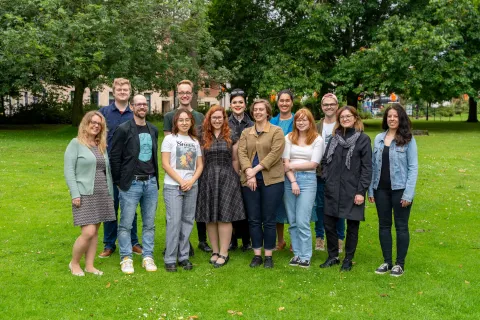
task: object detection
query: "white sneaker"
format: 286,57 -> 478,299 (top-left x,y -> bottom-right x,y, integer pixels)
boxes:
120,257 -> 134,274
142,257 -> 157,272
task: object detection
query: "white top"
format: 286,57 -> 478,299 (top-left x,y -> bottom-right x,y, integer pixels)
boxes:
282,135 -> 324,173
161,134 -> 202,185
322,121 -> 336,146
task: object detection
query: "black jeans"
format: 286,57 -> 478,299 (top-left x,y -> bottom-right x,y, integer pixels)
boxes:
196,222 -> 207,243
242,180 -> 284,251
374,188 -> 411,268
232,219 -> 251,246
324,214 -> 360,261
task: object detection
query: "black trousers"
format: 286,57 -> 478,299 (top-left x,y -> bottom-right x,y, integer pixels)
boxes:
324,214 -> 360,261
197,222 -> 207,243
374,188 -> 411,268
232,219 -> 251,245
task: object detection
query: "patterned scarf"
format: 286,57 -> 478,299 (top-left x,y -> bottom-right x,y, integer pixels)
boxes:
325,129 -> 361,170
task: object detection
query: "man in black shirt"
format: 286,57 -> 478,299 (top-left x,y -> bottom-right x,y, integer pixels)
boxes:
110,94 -> 159,274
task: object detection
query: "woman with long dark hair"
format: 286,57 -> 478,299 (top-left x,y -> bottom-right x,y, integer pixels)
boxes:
368,103 -> 418,277
161,109 -> 203,272
320,106 -> 372,272
196,105 -> 246,267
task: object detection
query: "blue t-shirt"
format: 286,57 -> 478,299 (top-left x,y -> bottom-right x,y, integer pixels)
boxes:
278,118 -> 294,135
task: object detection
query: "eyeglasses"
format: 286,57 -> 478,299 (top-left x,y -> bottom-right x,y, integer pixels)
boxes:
211,116 -> 224,122
339,115 -> 354,120
134,103 -> 148,107
295,118 -> 309,123
90,120 -> 102,126
322,103 -> 337,108
177,118 -> 191,123
178,92 -> 192,96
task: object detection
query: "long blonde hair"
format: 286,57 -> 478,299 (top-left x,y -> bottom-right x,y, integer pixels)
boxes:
77,111 -> 107,154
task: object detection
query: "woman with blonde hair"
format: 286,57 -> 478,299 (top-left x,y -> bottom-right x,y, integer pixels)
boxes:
320,106 -> 372,272
196,105 -> 246,267
283,108 -> 324,268
64,111 -> 115,276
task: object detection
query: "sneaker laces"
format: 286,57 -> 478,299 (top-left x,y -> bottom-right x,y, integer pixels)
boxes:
391,265 -> 403,272
144,258 -> 155,267
379,263 -> 390,269
120,258 -> 133,266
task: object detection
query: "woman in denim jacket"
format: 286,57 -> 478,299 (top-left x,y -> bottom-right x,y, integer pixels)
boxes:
368,104 -> 418,277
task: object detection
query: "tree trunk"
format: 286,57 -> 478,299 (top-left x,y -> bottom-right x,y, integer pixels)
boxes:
346,90 -> 358,108
467,96 -> 478,122
72,79 -> 87,126
426,102 -> 429,121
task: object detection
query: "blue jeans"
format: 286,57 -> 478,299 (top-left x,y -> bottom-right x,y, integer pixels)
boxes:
284,172 -> 317,261
242,180 -> 284,251
118,177 -> 158,260
103,186 -> 139,251
314,177 -> 345,240
163,184 -> 198,264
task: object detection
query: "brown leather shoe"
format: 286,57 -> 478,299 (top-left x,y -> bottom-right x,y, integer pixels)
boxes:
132,244 -> 143,255
98,248 -> 114,258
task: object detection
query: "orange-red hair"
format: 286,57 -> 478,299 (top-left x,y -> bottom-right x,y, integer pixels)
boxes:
202,105 -> 232,149
289,108 -> 319,145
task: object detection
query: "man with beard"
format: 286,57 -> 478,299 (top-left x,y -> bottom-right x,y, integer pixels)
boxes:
110,94 -> 159,274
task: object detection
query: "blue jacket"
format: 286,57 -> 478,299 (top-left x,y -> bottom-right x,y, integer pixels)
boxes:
270,113 -> 294,135
368,131 -> 418,202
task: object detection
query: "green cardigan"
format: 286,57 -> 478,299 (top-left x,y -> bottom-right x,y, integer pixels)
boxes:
64,138 -> 114,199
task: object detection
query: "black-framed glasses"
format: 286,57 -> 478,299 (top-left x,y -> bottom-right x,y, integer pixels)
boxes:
322,103 -> 337,108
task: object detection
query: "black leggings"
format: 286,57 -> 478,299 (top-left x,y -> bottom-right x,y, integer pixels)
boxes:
374,188 -> 412,268
324,214 -> 360,261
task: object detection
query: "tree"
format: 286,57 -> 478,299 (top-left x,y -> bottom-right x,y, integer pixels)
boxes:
0,0 -> 229,125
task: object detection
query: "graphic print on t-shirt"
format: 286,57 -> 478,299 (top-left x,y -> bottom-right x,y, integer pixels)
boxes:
138,133 -> 153,162
176,140 -> 197,171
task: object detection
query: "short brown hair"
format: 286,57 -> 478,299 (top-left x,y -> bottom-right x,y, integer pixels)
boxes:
177,79 -> 194,91
112,78 -> 131,93
250,99 -> 273,120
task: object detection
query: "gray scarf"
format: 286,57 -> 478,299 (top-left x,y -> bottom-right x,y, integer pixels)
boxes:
325,130 -> 361,170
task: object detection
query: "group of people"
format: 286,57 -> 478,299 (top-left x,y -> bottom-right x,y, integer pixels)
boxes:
64,78 -> 418,277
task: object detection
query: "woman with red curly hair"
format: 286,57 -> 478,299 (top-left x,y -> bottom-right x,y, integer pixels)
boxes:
196,105 -> 246,267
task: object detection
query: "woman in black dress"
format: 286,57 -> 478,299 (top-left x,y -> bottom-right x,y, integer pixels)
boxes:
320,106 -> 372,272
196,105 -> 246,267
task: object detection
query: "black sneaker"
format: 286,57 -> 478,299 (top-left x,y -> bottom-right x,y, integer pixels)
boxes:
298,260 -> 311,268
264,256 -> 274,269
164,263 -> 177,272
320,257 -> 340,268
178,259 -> 193,270
198,241 -> 212,253
390,265 -> 404,277
241,244 -> 252,252
289,256 -> 300,266
249,255 -> 263,268
375,263 -> 392,275
228,242 -> 238,251
340,259 -> 353,272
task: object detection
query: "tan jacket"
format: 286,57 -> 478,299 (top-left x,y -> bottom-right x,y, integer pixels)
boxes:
238,122 -> 285,186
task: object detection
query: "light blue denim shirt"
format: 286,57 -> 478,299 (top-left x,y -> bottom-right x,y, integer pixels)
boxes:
368,131 -> 418,202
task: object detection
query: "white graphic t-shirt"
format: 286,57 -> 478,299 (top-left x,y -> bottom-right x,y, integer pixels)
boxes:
322,122 -> 336,146
161,134 -> 202,186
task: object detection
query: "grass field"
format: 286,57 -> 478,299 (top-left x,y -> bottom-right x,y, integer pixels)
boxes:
0,118 -> 479,319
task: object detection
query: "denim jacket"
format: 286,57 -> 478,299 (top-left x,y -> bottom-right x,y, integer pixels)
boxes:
368,131 -> 418,202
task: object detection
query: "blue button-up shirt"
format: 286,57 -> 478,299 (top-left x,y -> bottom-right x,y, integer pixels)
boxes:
99,102 -> 133,153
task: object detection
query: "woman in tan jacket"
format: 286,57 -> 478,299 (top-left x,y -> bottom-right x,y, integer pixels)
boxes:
238,99 -> 285,269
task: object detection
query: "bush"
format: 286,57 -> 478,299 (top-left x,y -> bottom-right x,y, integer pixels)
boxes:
146,111 -> 164,122
0,100 -> 72,124
357,110 -> 373,120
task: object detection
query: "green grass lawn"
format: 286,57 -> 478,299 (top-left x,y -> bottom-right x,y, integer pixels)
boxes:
0,119 -> 479,319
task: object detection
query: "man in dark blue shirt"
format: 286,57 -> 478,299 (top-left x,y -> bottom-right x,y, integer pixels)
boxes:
98,78 -> 142,258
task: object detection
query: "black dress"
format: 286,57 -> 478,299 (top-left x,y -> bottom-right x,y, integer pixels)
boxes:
196,134 -> 246,223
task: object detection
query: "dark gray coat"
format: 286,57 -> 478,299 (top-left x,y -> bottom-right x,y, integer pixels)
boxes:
321,128 -> 372,221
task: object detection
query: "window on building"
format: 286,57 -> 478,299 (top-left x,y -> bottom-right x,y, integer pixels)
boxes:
204,81 -> 210,89
205,102 -> 211,108
90,91 -> 99,106
109,92 -> 114,105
